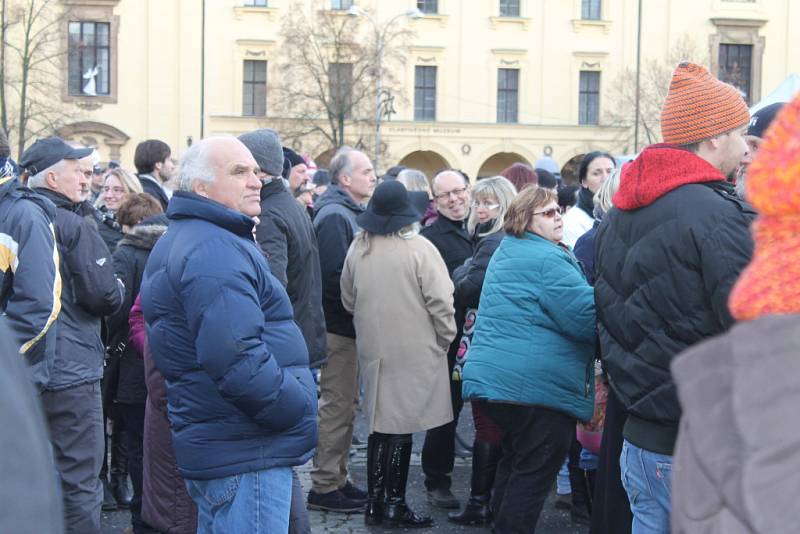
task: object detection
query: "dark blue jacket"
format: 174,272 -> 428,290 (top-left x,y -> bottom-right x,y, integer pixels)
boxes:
141,192 -> 318,480
0,176 -> 61,391
34,188 -> 122,391
313,185 -> 363,338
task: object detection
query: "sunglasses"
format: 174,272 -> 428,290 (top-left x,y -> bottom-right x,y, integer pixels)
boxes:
533,207 -> 561,218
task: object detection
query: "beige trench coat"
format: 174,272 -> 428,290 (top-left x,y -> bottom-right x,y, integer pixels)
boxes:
341,233 -> 456,435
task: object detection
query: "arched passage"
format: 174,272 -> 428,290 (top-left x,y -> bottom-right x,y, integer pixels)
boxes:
56,121 -> 130,162
477,152 -> 531,179
397,150 -> 451,182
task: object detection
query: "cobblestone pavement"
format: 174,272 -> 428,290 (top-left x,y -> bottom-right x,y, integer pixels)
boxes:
103,404 -> 589,533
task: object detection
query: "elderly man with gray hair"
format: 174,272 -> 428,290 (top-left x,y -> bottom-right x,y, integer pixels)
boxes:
307,146 -> 376,512
140,136 -> 318,533
21,136 -> 123,534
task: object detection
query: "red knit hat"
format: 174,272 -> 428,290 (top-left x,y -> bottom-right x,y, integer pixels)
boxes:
660,62 -> 750,145
728,92 -> 800,321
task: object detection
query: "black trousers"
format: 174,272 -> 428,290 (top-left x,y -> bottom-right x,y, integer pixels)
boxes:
485,403 -> 575,534
421,375 -> 463,491
589,386 -> 632,534
118,403 -> 158,534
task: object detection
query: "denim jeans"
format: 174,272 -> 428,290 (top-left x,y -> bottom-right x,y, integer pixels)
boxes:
186,467 -> 292,534
619,439 -> 672,534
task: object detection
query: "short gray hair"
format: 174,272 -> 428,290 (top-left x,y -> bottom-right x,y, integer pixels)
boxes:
27,160 -> 66,189
330,146 -> 355,185
396,169 -> 431,195
178,142 -> 215,191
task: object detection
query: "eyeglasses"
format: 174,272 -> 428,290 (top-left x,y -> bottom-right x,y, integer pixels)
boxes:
533,207 -> 561,218
102,186 -> 126,194
471,200 -> 500,210
434,187 -> 468,201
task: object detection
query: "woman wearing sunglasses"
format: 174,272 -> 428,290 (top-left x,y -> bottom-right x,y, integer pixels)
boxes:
448,175 -> 517,526
461,186 -> 596,532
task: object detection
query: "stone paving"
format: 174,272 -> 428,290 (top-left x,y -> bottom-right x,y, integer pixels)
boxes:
102,404 -> 589,533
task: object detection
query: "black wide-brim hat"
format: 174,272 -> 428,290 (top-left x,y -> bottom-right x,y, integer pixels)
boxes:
357,180 -> 425,235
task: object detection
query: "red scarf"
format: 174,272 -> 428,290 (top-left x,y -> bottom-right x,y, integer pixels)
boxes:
613,144 -> 724,210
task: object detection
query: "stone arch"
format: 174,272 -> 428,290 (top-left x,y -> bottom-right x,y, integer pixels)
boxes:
56,121 -> 130,162
476,152 -> 532,179
397,150 -> 452,182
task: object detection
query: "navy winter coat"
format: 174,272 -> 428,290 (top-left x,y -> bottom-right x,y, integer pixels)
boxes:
140,192 -> 318,480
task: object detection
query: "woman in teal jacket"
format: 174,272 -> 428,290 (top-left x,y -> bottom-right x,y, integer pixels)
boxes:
462,186 -> 596,533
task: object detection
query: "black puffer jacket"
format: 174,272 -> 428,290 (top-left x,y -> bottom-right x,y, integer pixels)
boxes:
108,223 -> 166,403
452,224 -> 504,309
256,178 -> 327,368
594,145 -> 755,455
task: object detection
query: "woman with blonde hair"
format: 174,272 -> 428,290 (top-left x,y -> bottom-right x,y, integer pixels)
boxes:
462,186 -> 596,532
449,175 -> 517,525
94,167 -> 144,250
340,179 -> 456,528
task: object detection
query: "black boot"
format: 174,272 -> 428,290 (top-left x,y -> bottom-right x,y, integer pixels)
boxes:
570,468 -> 592,526
383,435 -> 433,529
109,426 -> 132,509
448,441 -> 502,525
364,433 -> 388,526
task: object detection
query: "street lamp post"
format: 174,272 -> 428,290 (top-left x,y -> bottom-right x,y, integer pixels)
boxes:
348,5 -> 422,173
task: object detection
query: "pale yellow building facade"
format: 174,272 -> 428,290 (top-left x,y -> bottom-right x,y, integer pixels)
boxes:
52,0 -> 800,178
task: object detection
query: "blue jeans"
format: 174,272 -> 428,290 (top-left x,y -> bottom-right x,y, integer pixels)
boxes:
186,467 -> 292,534
619,439 -> 672,534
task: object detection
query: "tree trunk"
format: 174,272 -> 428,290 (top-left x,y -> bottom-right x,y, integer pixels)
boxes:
0,0 -> 8,135
17,0 -> 34,158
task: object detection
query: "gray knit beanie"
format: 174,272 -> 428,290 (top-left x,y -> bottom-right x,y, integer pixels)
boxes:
238,129 -> 284,177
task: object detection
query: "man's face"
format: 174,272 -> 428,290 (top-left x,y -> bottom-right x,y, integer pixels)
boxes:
50,159 -> 88,203
78,155 -> 93,200
341,151 -> 376,204
716,126 -> 749,179
201,139 -> 262,217
91,170 -> 105,192
433,171 -> 470,221
156,155 -> 176,182
737,134 -> 763,182
288,163 -> 309,192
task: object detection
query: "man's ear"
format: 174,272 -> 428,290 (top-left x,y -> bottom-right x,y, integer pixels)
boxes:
192,179 -> 209,198
44,171 -> 58,190
339,174 -> 352,187
153,161 -> 162,174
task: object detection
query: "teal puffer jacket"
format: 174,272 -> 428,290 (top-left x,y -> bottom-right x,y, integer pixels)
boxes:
462,232 -> 596,421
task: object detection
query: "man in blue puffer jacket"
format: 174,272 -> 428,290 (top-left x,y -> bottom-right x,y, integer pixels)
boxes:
140,136 -> 318,533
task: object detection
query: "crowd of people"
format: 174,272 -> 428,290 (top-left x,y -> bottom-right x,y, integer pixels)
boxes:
1,60 -> 799,534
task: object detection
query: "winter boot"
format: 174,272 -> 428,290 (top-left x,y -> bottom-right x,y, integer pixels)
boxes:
448,441 -> 502,525
109,427 -> 132,509
383,435 -> 433,529
364,433 -> 389,526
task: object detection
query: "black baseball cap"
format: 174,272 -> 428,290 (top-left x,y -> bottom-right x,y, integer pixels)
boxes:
19,137 -> 93,175
746,102 -> 785,139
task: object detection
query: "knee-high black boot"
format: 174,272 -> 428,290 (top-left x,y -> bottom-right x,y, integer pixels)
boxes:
383,435 -> 433,529
448,441 -> 502,525
365,433 -> 389,526
109,422 -> 133,508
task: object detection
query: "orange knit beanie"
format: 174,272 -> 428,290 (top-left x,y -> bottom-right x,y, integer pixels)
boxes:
660,62 -> 750,145
728,93 -> 800,321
